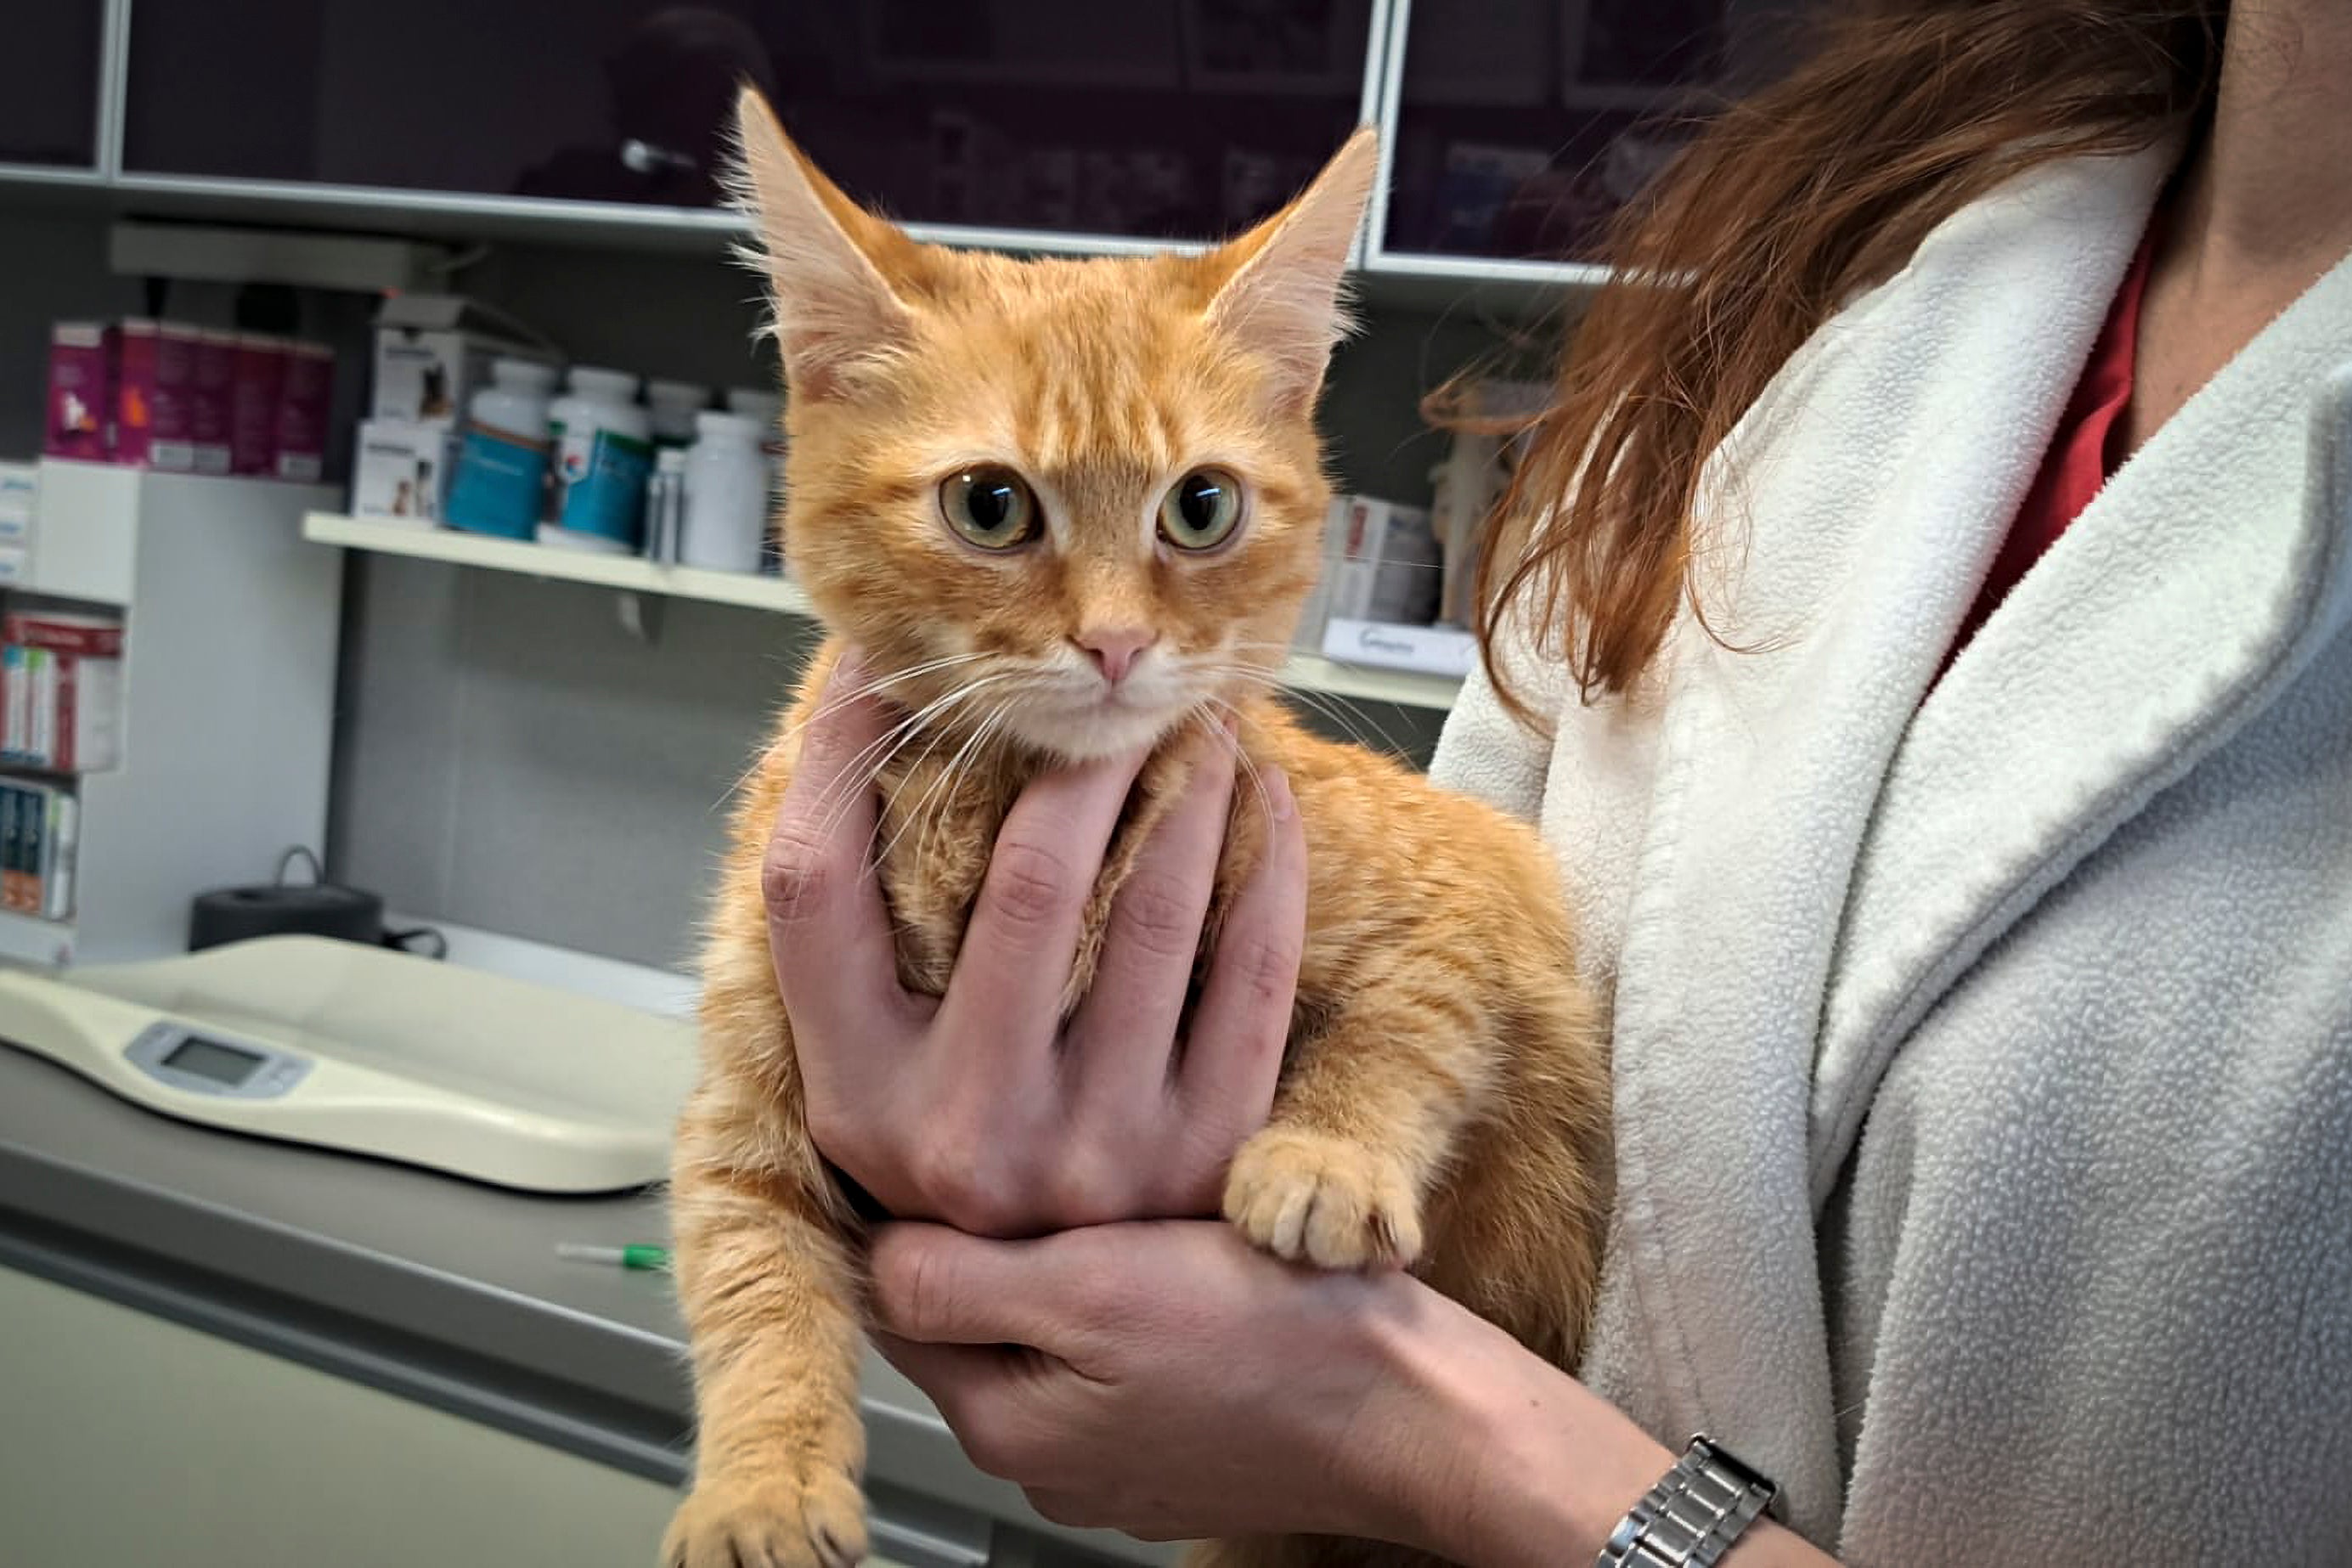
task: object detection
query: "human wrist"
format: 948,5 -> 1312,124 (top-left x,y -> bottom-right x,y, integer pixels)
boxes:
1312,1279 -> 1493,1549
1382,1296 -> 1676,1568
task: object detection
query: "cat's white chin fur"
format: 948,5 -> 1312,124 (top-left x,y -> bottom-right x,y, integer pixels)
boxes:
1007,702 -> 1191,764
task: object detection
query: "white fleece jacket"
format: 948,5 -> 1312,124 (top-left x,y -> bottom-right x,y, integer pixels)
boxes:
1430,145 -> 2352,1564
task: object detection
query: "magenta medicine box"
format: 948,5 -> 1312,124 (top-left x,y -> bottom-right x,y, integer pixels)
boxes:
191,330 -> 237,476
230,335 -> 287,477
43,323 -> 114,461
274,341 -> 336,482
116,319 -> 202,470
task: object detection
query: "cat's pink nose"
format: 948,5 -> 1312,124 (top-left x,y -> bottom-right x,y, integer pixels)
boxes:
1074,628 -> 1157,685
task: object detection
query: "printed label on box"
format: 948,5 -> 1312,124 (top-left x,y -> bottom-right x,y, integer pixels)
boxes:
352,420 -> 451,522
231,337 -> 287,476
550,427 -> 653,549
117,321 -> 200,471
44,324 -> 113,462
445,424 -> 551,539
192,332 -> 236,475
275,343 -> 335,482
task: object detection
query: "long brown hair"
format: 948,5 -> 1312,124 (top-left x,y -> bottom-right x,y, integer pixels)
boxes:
1476,0 -> 2226,719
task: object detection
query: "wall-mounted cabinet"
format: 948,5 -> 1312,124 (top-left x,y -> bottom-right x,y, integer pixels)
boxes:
0,2 -> 107,175
1368,0 -> 1819,281
14,0 -> 1825,288
116,0 -> 1377,251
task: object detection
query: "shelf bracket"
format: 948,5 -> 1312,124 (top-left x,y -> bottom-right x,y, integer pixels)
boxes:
615,589 -> 664,644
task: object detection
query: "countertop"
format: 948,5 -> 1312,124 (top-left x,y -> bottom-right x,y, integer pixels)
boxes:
0,1035 -> 1165,1567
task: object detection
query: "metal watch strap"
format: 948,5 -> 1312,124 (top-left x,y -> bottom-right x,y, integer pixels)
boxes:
1594,1435 -> 1779,1568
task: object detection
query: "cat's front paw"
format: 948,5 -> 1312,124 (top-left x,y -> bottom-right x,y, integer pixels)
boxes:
1222,1126 -> 1424,1271
662,1464 -> 867,1568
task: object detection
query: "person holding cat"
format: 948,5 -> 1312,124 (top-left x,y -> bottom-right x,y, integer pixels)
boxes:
732,1 -> 2352,1564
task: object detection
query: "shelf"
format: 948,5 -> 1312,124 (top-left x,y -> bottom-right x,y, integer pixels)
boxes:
0,908 -> 76,967
1274,648 -> 1462,710
109,172 -> 1228,262
303,512 -> 1462,712
303,513 -> 809,614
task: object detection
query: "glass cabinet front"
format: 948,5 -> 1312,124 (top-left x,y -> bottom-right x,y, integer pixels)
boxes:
121,0 -> 1377,244
1380,0 -> 1818,265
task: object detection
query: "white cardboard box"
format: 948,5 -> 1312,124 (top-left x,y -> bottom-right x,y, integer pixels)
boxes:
1320,618 -> 1478,678
371,295 -> 553,424
351,419 -> 455,524
1325,496 -> 1441,626
1290,496 -> 1359,650
0,463 -> 36,548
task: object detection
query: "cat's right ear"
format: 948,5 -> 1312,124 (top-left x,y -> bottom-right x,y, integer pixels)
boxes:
730,88 -> 915,401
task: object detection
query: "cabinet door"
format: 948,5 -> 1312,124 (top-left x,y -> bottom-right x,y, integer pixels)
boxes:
1379,0 -> 1814,265
120,0 -> 1375,244
0,2 -> 104,169
1,1266 -> 679,1568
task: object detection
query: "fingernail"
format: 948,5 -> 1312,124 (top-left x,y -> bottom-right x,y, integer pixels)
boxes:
1266,766 -> 1294,821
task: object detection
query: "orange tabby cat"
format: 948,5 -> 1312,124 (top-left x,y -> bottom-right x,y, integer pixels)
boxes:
666,89 -> 1611,1568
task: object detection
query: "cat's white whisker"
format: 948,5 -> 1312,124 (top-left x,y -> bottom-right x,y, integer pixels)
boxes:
765,651 -> 997,747
898,696 -> 1016,870
847,649 -> 998,695
823,680 -> 1003,812
871,713 -> 980,874
875,693 -> 1018,876
806,673 -> 1023,849
1283,685 -> 1411,758
1200,657 -> 1410,757
1194,697 -> 1278,834
862,715 -> 973,878
709,652 -> 1004,816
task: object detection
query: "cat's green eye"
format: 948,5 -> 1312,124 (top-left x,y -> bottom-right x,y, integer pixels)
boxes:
940,466 -> 1040,550
1158,469 -> 1244,551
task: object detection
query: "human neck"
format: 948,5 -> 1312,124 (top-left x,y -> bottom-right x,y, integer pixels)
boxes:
2126,0 -> 2352,453
2169,0 -> 2352,282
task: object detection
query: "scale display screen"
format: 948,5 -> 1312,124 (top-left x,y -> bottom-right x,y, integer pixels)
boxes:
162,1035 -> 267,1086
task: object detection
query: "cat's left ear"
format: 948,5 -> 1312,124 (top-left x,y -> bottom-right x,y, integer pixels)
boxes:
1203,128 -> 1380,410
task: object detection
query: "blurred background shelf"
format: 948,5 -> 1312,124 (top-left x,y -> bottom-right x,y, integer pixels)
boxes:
301,512 -> 1464,712
3,464 -> 344,967
0,907 -> 76,968
302,512 -> 809,614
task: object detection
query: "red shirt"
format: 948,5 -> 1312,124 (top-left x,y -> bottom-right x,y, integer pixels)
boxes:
1943,232 -> 2157,669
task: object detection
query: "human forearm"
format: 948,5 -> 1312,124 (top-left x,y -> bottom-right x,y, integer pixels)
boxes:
868,1223 -> 1843,1562
1387,1300 -> 1838,1568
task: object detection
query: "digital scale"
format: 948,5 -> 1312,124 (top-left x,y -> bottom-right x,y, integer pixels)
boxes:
0,935 -> 699,1193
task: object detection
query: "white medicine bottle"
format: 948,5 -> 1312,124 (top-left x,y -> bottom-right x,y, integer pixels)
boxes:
541,365 -> 653,554
646,379 -> 708,448
445,357 -> 558,540
681,410 -> 772,574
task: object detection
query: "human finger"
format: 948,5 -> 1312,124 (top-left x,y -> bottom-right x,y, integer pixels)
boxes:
1065,721 -> 1237,1106
939,747 -> 1148,1053
1177,766 -> 1303,1142
765,649 -> 912,1051
868,1223 -> 1091,1349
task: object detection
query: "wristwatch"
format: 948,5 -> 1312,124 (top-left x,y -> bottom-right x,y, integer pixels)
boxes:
1594,1435 -> 1779,1568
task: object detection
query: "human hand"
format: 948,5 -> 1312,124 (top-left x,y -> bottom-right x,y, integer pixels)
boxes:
870,1222 -> 1767,1568
764,649 -> 1310,1234
867,1220 -> 1497,1548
